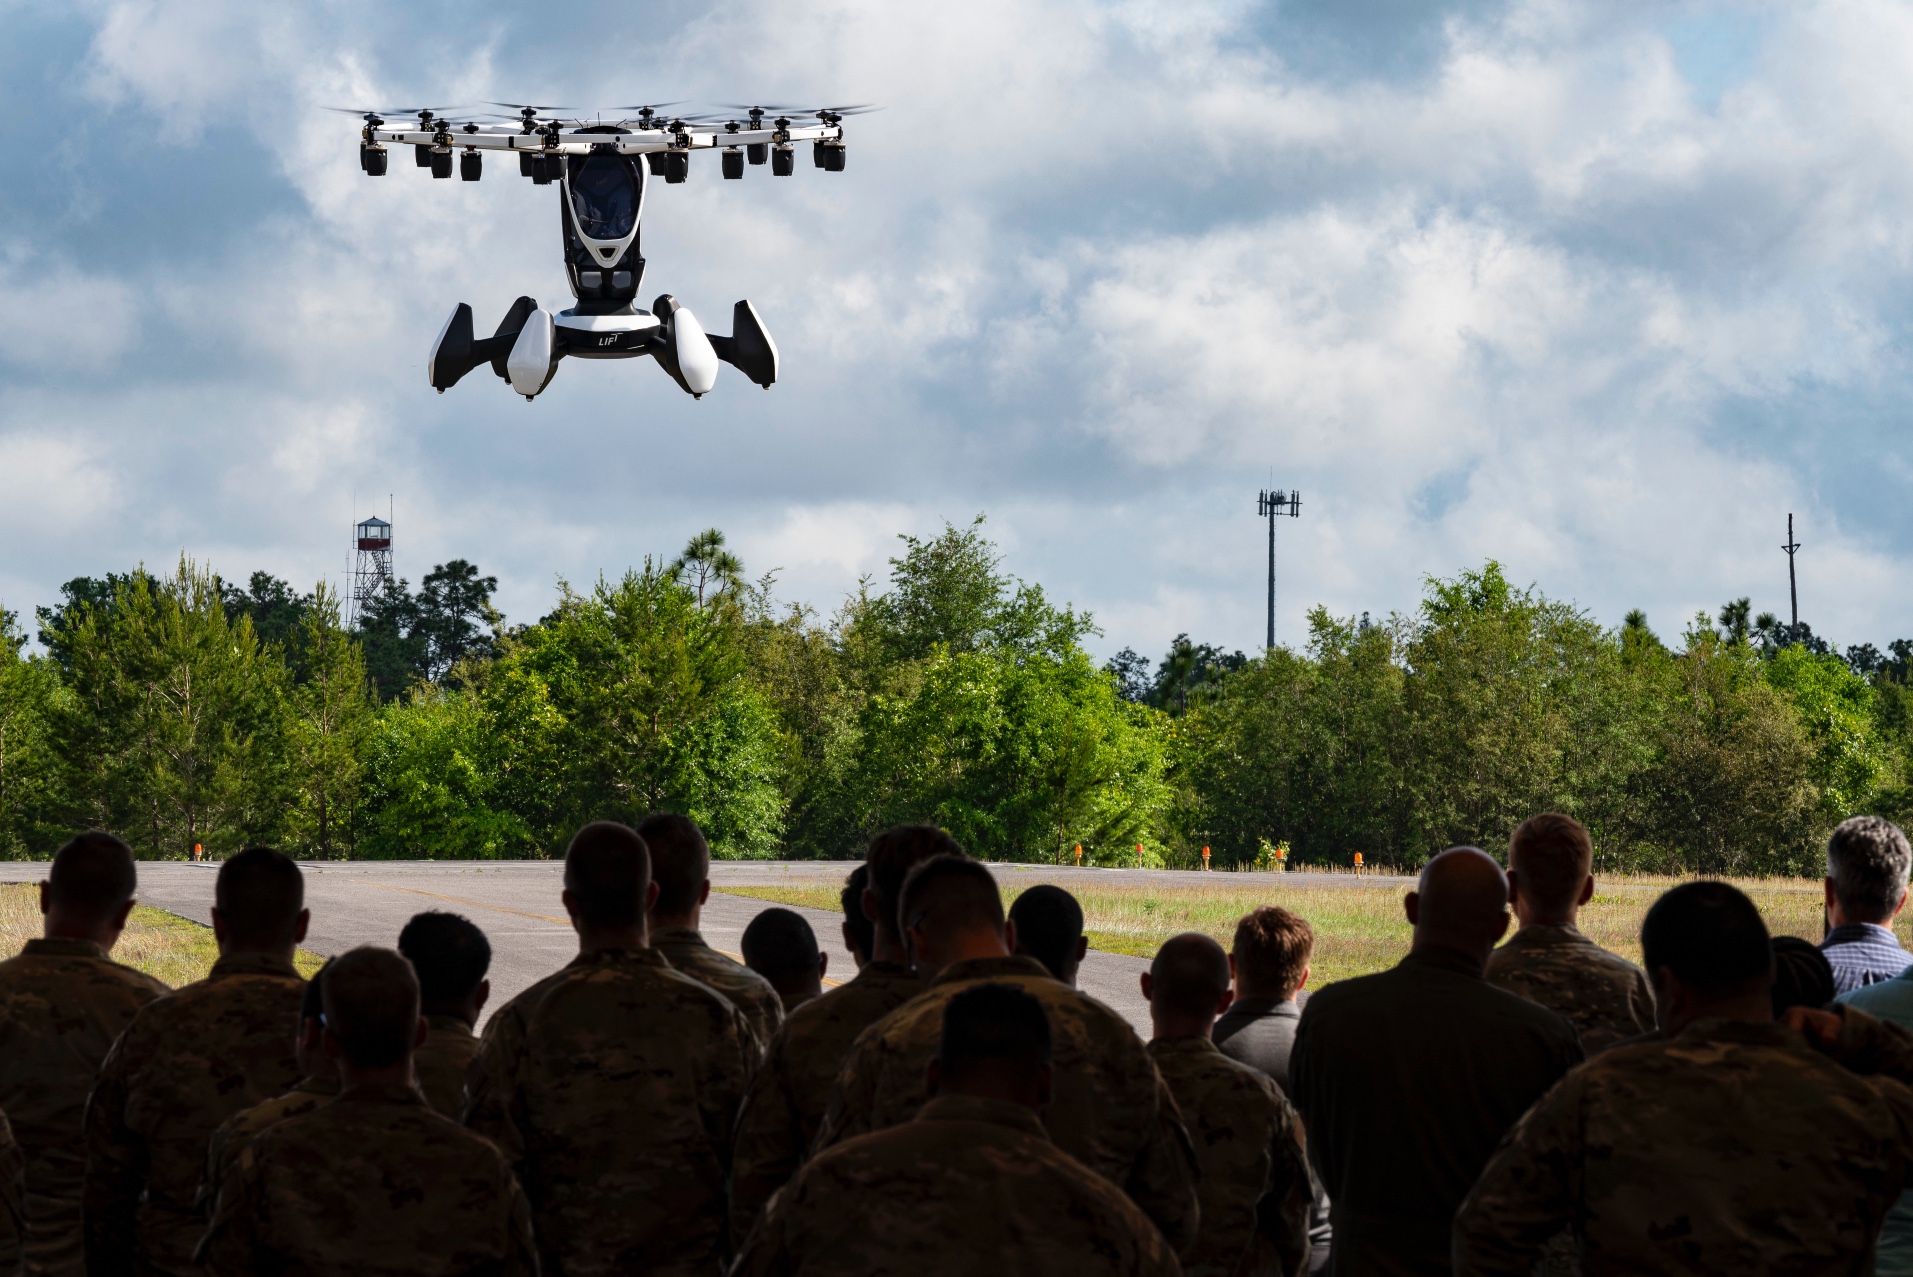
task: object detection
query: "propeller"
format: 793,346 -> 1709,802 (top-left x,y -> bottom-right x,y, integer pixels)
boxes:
604,104 -> 685,129
486,101 -> 576,113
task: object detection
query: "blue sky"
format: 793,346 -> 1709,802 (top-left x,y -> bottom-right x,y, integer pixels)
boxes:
3,0 -> 1911,662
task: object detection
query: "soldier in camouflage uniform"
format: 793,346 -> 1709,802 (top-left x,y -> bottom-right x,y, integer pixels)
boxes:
0,834 -> 167,1277
397,912 -> 491,1118
1143,933 -> 1311,1277
1,1109 -> 25,1277
198,947 -> 536,1277
741,908 -> 827,1013
816,854 -> 1199,1254
464,821 -> 753,1277
639,813 -> 785,1053
1455,881 -> 1913,1274
1486,814 -> 1654,1053
734,982 -> 1182,1277
83,848 -> 309,1277
730,836 -> 947,1243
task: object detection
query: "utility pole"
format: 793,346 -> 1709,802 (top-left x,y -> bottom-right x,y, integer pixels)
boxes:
1783,513 -> 1801,632
1256,489 -> 1301,649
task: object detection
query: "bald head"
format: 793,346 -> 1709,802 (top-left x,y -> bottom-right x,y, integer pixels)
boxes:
1143,932 -> 1232,1041
1407,846 -> 1511,965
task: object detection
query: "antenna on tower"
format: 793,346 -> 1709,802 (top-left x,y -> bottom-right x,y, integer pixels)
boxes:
1783,513 -> 1802,634
1256,488 -> 1302,650
349,506 -> 394,629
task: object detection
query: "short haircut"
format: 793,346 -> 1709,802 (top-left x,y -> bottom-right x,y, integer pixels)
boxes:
636,813 -> 708,917
741,908 -> 820,980
1508,813 -> 1593,913
47,831 -> 137,917
213,848 -> 305,946
1641,881 -> 1772,996
841,865 -> 875,961
1827,816 -> 1913,922
1008,885 -> 1084,981
939,982 -> 1051,1076
321,947 -> 420,1069
1770,936 -> 1835,1015
866,825 -> 965,937
1150,933 -> 1230,1015
397,911 -> 492,1005
301,958 -> 330,1022
1232,906 -> 1314,999
563,822 -> 651,930
899,855 -> 1003,943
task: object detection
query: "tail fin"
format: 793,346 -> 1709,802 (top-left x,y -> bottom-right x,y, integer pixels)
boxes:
428,304 -> 478,391
707,300 -> 779,388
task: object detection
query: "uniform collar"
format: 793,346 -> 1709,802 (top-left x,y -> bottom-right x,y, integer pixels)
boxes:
209,951 -> 302,981
294,1073 -> 342,1097
1222,995 -> 1298,1021
21,937 -> 110,960
1671,1016 -> 1795,1048
1398,945 -> 1485,978
929,954 -> 1051,987
916,1094 -> 1049,1140
1148,1035 -> 1222,1058
426,1013 -> 475,1037
1508,923 -> 1592,948
651,928 -> 707,950
338,1082 -> 430,1107
572,946 -> 671,970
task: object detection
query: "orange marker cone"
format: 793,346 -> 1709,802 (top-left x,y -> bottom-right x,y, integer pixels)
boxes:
1201,845 -> 1211,871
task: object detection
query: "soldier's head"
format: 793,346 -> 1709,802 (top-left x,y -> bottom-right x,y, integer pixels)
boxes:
1231,905 -> 1313,1002
928,982 -> 1052,1112
295,959 -> 337,1080
741,907 -> 826,1011
1507,813 -> 1596,927
1009,885 -> 1087,987
898,854 -> 1009,979
1405,846 -> 1510,967
398,911 -> 492,1025
1642,881 -> 1773,1032
636,813 -> 709,930
212,848 -> 309,957
42,831 -> 138,948
1142,932 -> 1231,1042
320,947 -> 426,1079
1770,936 -> 1835,1016
840,864 -> 875,966
865,824 -> 965,952
561,821 -> 656,947
1825,815 -> 1913,927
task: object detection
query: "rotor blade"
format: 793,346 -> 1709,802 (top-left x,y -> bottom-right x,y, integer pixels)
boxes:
486,100 -> 576,112
603,101 -> 684,112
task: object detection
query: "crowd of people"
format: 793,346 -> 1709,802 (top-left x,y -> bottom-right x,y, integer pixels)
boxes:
0,811 -> 1911,1275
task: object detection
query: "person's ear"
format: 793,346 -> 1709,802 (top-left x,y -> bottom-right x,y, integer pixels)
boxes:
1895,888 -> 1909,920
293,909 -> 310,945
111,899 -> 135,932
1297,961 -> 1311,992
861,887 -> 882,925
840,921 -> 861,961
817,952 -> 829,980
1492,910 -> 1511,943
561,890 -> 581,927
1140,971 -> 1154,1003
1578,875 -> 1596,907
211,907 -> 230,944
1403,891 -> 1421,927
646,880 -> 661,912
1074,935 -> 1088,962
413,1015 -> 429,1049
1216,987 -> 1235,1015
1227,952 -> 1239,989
924,1056 -> 942,1099
1506,870 -> 1522,908
698,880 -> 711,907
37,882 -> 49,917
1003,918 -> 1018,953
474,979 -> 491,1014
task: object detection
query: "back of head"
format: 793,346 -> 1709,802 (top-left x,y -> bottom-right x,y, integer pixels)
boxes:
1008,885 -> 1084,982
322,947 -> 420,1069
867,824 -> 965,938
1232,905 -> 1314,1000
899,854 -> 1002,946
741,907 -> 820,981
636,813 -> 708,918
1149,932 -> 1230,1017
1770,936 -> 1835,1014
1827,816 -> 1913,923
1508,813 -> 1593,915
939,982 -> 1051,1084
1415,846 -> 1510,950
397,911 -> 491,1007
214,848 -> 305,947
1641,881 -> 1772,997
563,821 -> 651,930
840,864 -> 875,961
48,831 -> 137,920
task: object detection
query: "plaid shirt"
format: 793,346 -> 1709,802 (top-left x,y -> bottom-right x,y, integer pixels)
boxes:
1823,923 -> 1913,997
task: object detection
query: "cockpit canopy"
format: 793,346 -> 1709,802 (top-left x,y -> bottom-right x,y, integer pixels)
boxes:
567,155 -> 640,241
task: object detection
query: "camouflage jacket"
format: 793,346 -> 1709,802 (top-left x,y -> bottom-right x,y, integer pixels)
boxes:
1,1109 -> 25,1277
1148,1037 -> 1310,1277
0,938 -> 167,1277
653,929 -> 785,1056
1484,925 -> 1656,1054
733,1094 -> 1185,1277
197,1082 -> 535,1277
815,954 -> 1199,1253
196,1075 -> 340,1216
83,951 -> 304,1277
1454,1012 -> 1913,1274
413,1015 -> 477,1120
464,946 -> 752,1277
730,961 -> 922,1242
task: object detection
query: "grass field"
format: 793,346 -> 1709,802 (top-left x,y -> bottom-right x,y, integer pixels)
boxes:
722,869 -> 1885,985
0,884 -> 326,987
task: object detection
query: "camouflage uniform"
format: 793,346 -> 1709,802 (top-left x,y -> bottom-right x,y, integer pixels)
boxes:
733,1094 -> 1184,1277
83,952 -> 304,1277
1453,1009 -> 1913,1274
1148,1037 -> 1311,1277
652,928 -> 785,1055
730,961 -> 921,1242
0,938 -> 167,1277
1484,925 -> 1656,1054
413,1015 -> 477,1119
816,954 -> 1199,1252
463,947 -> 752,1277
195,1075 -> 340,1216
197,1082 -> 536,1277
1,1109 -> 26,1277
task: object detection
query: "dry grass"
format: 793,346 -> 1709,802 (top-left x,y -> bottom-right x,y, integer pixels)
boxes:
720,870 -> 1873,985
0,884 -> 326,988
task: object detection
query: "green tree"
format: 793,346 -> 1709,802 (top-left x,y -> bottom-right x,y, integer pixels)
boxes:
283,584 -> 373,858
671,528 -> 746,606
0,608 -> 70,856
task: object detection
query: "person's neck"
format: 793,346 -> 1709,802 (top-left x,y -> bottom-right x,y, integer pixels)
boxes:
421,999 -> 479,1029
1834,915 -> 1892,931
41,911 -> 118,949
917,931 -> 1010,980
1150,1014 -> 1215,1043
1410,934 -> 1490,973
1665,992 -> 1773,1034
649,911 -> 699,937
217,940 -> 296,964
1514,905 -> 1578,930
870,927 -> 910,966
1233,984 -> 1293,1006
338,1058 -> 414,1090
577,925 -> 647,955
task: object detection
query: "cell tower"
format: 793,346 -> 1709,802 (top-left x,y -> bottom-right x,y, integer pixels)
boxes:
1256,488 -> 1301,649
349,508 -> 393,628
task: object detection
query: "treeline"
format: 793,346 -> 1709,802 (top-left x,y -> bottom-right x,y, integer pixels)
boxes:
2,520 -> 1908,875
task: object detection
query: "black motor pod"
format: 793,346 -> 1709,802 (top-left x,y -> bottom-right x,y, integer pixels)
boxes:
360,145 -> 387,176
520,151 -> 536,177
771,145 -> 794,176
722,149 -> 744,180
460,151 -> 482,181
430,149 -> 454,179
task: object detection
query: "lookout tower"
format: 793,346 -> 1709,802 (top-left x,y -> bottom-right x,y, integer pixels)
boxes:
349,515 -> 393,627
